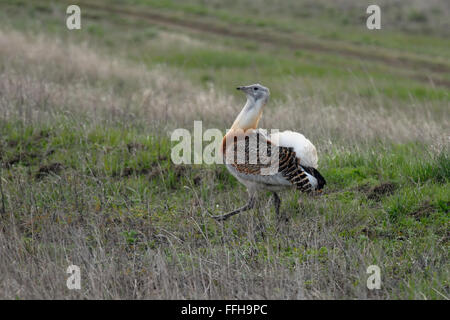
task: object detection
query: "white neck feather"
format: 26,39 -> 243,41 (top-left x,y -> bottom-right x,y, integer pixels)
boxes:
230,97 -> 264,131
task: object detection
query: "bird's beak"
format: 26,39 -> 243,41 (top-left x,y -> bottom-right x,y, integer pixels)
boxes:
236,86 -> 249,92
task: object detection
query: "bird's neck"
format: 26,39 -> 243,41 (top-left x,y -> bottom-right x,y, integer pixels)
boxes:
230,98 -> 264,132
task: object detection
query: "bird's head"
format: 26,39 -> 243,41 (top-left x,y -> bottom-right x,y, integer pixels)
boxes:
236,83 -> 270,104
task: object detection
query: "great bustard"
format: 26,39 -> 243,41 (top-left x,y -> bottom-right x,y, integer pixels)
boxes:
212,84 -> 326,221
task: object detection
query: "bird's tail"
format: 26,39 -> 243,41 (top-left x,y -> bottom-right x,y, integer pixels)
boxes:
301,166 -> 326,191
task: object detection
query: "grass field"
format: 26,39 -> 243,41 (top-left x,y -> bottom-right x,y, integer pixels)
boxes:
0,0 -> 448,299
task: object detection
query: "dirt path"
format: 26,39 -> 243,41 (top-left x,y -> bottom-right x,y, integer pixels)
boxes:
79,1 -> 450,88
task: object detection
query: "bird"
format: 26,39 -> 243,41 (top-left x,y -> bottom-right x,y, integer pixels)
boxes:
211,83 -> 326,221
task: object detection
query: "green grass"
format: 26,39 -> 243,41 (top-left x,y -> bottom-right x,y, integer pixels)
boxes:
1,115 -> 448,298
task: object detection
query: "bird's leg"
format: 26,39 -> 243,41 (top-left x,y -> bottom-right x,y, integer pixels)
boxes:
273,192 -> 288,223
212,196 -> 256,221
253,198 -> 266,241
272,192 -> 281,216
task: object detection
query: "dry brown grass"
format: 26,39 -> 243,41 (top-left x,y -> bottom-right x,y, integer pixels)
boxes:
1,29 -> 447,148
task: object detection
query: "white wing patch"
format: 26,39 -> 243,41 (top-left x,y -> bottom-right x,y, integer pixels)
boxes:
270,130 -> 318,169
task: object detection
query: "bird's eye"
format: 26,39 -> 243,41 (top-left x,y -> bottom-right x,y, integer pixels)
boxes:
254,87 -> 258,91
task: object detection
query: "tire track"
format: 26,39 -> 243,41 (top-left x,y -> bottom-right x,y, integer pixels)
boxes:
78,1 -> 450,88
